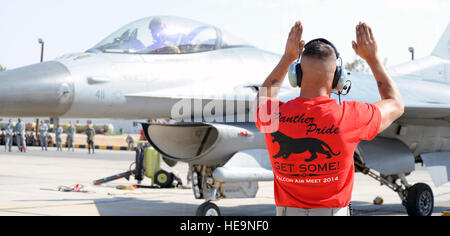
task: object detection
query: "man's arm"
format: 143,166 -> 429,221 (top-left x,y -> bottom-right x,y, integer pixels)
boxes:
352,22 -> 404,133
258,21 -> 305,100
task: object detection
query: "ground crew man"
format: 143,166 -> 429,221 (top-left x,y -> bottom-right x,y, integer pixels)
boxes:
55,125 -> 63,151
86,124 -> 96,154
15,118 -> 26,152
126,134 -> 135,151
255,21 -> 404,216
39,120 -> 49,151
66,121 -> 75,152
4,119 -> 14,152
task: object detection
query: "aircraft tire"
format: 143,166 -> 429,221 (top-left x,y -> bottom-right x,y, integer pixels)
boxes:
405,183 -> 434,216
196,201 -> 221,216
154,170 -> 174,188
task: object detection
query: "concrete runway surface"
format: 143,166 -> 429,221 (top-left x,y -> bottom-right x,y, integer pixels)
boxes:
0,147 -> 449,216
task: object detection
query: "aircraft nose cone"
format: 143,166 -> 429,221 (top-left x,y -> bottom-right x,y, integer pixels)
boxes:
0,61 -> 74,117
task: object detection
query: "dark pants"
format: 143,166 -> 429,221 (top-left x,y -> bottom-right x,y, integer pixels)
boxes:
88,140 -> 95,154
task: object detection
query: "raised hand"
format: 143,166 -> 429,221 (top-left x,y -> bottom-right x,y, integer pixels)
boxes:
352,22 -> 379,63
284,21 -> 306,62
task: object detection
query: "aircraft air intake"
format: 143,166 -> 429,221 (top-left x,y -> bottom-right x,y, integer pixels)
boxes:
141,122 -> 266,165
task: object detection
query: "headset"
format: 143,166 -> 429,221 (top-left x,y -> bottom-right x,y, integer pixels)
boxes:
288,38 -> 351,95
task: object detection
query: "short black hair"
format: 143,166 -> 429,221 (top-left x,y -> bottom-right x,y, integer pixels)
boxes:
302,40 -> 336,60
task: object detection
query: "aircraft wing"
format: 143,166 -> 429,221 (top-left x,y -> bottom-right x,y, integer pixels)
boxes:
125,83 -> 295,122
402,104 -> 450,120
335,70 -> 450,124
125,81 -> 260,101
398,104 -> 450,130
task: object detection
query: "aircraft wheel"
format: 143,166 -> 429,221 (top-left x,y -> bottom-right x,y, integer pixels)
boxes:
196,201 -> 221,216
154,170 -> 174,188
405,183 -> 434,216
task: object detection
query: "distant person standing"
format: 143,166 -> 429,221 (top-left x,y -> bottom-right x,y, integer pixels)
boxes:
39,120 -> 49,151
47,134 -> 53,147
86,124 -> 96,154
15,118 -> 26,152
0,131 -> 4,145
27,132 -> 36,147
4,119 -> 14,152
126,134 -> 135,151
55,125 -> 63,152
66,121 -> 75,152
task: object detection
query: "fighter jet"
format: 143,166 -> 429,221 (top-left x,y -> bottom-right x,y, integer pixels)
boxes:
0,16 -> 449,216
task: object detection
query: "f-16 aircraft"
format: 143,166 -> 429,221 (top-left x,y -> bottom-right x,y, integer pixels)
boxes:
0,16 -> 449,216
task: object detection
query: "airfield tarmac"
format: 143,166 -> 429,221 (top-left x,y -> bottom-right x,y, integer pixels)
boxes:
0,147 -> 449,216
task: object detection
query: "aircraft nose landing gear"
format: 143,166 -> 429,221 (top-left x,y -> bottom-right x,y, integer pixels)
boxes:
191,165 -> 223,216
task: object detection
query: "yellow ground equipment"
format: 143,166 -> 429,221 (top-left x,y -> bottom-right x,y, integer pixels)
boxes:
142,146 -> 177,188
93,144 -> 182,188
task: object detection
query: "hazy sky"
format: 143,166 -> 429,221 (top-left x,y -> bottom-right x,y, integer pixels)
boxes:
1,0 -> 449,69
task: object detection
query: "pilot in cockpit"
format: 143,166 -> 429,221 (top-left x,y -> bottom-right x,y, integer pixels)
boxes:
139,17 -> 181,54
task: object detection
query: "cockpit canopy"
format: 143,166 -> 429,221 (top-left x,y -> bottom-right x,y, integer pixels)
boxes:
87,16 -> 252,54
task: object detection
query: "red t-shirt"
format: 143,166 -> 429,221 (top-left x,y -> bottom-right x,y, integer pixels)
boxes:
255,96 -> 381,209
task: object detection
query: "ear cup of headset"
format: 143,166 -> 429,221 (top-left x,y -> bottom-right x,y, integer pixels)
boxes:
296,63 -> 303,87
288,62 -> 299,88
334,67 -> 350,92
288,62 -> 303,88
332,65 -> 342,89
